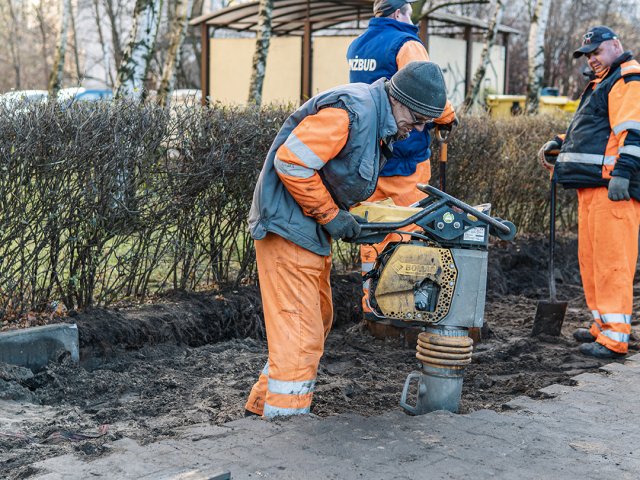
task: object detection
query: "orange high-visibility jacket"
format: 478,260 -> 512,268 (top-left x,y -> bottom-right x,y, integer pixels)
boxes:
248,78 -> 398,256
556,52 -> 640,199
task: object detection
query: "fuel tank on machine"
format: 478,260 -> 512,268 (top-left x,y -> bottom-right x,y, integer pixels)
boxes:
371,244 -> 487,328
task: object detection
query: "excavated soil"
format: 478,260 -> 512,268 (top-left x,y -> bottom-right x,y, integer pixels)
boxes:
1,234 -> 639,479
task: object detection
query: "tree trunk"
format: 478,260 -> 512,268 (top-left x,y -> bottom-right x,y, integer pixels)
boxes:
114,0 -> 164,101
157,0 -> 194,107
36,0 -> 50,87
70,0 -> 83,84
93,0 -> 114,86
104,0 -> 124,70
6,0 -> 22,89
247,0 -> 273,106
526,0 -> 551,114
462,0 -> 503,112
48,0 -> 72,98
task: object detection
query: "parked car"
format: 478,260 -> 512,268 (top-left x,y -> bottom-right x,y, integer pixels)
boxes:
57,87 -> 113,107
0,90 -> 48,109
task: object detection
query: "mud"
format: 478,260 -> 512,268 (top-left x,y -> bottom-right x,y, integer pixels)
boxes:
1,235 -> 639,479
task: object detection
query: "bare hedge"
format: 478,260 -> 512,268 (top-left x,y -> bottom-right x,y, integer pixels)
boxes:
440,114 -> 575,233
0,102 -> 572,315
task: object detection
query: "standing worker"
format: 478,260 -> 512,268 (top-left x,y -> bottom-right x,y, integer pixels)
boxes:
347,0 -> 457,321
539,26 -> 640,359
245,62 -> 448,417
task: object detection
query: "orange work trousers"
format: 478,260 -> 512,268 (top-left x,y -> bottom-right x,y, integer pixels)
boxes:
577,187 -> 640,354
360,161 -> 431,313
245,232 -> 333,417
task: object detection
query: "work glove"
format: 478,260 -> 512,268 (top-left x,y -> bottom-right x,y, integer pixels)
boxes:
608,176 -> 631,201
323,210 -> 362,241
437,115 -> 459,138
538,140 -> 561,171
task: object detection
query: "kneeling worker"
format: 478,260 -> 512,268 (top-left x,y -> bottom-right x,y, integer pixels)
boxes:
245,61 -> 448,417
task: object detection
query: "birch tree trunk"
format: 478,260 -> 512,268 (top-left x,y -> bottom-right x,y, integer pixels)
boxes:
114,0 -> 163,101
526,0 -> 551,114
462,0 -> 503,112
247,0 -> 273,106
48,0 -> 72,98
157,0 -> 194,107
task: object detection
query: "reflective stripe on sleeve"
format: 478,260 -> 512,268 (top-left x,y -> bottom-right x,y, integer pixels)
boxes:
274,156 -> 315,179
619,145 -> 640,159
621,65 -> 640,75
591,310 -> 601,320
261,362 -> 269,376
284,133 -> 326,170
612,120 -> 640,135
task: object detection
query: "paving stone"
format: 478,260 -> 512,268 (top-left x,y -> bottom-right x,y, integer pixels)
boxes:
31,356 -> 640,480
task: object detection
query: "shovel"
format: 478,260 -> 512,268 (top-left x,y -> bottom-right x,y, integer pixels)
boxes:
532,175 -> 567,336
436,126 -> 450,192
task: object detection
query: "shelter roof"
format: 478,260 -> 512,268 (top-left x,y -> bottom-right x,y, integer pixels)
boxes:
190,0 -> 520,36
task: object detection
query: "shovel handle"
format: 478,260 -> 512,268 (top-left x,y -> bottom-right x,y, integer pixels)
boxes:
435,125 -> 450,143
549,178 -> 558,302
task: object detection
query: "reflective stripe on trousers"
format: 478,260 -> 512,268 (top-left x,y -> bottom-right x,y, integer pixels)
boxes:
589,310 -> 603,338
245,233 -> 333,417
577,187 -> 640,354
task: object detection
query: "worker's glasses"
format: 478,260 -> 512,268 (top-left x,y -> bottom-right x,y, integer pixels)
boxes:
408,108 -> 433,126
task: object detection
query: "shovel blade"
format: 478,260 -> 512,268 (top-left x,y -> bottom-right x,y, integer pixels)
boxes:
532,301 -> 568,336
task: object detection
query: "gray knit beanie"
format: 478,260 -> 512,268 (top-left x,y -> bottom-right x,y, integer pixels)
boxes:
388,61 -> 447,118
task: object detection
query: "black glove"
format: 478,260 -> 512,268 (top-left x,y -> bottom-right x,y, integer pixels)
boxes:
323,210 -> 362,241
438,115 -> 459,137
608,176 -> 631,201
538,140 -> 561,171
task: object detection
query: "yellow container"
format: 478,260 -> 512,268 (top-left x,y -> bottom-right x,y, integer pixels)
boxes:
486,94 -> 578,117
485,94 -> 525,118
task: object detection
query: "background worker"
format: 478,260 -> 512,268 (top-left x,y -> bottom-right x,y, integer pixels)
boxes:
539,26 -> 640,359
347,0 -> 457,320
246,62 -> 448,417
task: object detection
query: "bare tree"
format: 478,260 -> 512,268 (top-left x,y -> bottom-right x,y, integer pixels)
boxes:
35,0 -> 52,87
69,0 -> 82,83
463,0 -> 504,111
415,0 -> 490,20
526,0 -> 550,113
3,0 -> 22,89
247,0 -> 273,105
114,0 -> 164,100
48,0 -> 72,97
92,0 -> 115,86
104,0 -> 125,70
157,0 -> 194,107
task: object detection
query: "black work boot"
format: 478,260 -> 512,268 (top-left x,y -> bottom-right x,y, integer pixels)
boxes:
579,342 -> 625,359
573,328 -> 596,343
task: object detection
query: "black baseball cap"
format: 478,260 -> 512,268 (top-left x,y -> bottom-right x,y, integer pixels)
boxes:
573,26 -> 618,58
373,0 -> 417,17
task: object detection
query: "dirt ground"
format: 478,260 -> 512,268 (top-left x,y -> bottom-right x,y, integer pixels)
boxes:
1,234 -> 639,479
